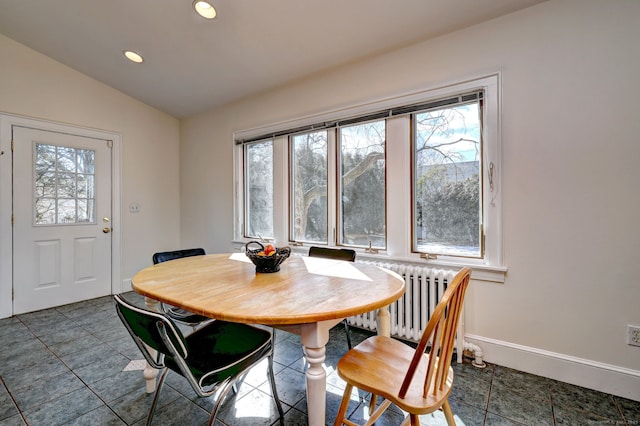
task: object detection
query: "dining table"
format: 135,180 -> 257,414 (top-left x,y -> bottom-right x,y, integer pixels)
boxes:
131,252 -> 405,426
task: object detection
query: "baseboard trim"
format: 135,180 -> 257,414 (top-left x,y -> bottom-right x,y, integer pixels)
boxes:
465,334 -> 640,402
121,278 -> 133,293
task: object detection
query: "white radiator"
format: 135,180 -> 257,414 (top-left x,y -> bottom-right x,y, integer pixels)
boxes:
349,262 -> 464,362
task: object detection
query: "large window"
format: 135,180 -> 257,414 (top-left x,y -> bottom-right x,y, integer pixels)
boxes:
290,131 -> 328,243
413,94 -> 483,257
244,140 -> 273,239
339,121 -> 386,248
235,75 -> 502,278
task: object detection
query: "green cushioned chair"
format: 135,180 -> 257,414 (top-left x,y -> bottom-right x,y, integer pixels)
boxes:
114,294 -> 284,426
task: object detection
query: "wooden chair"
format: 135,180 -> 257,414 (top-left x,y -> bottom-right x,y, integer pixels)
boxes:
114,294 -> 284,426
152,248 -> 211,328
308,246 -> 356,349
334,267 -> 472,426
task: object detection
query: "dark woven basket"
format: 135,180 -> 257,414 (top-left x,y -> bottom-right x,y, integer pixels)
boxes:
245,241 -> 291,273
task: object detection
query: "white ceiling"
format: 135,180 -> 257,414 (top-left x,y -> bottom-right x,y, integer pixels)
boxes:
0,0 -> 545,118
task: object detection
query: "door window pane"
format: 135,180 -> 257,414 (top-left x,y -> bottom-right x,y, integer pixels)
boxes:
413,102 -> 482,257
34,143 -> 96,225
77,174 -> 94,198
57,173 -> 76,198
339,121 -> 386,248
57,146 -> 77,173
77,149 -> 95,173
244,140 -> 274,238
290,131 -> 328,243
57,199 -> 77,223
35,198 -> 56,224
35,172 -> 56,197
35,144 -> 56,171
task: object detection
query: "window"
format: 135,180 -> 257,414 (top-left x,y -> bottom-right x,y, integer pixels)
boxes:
244,140 -> 273,238
412,93 -> 483,257
234,75 -> 503,278
339,121 -> 386,248
34,143 -> 96,225
290,131 -> 328,243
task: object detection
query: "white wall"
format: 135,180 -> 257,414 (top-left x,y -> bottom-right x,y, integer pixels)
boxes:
0,33 -> 182,288
180,0 -> 640,399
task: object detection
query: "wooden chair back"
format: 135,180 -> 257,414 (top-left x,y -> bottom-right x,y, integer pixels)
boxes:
399,267 -> 471,399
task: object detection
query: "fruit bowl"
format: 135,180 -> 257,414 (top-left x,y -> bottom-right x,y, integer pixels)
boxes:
245,241 -> 291,273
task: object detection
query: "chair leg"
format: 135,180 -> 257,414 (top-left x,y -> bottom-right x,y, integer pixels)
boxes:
267,354 -> 285,425
145,368 -> 169,426
365,399 -> 392,426
343,319 -> 353,350
368,394 -> 377,415
442,399 -> 456,425
400,413 -> 419,426
334,383 -> 353,426
207,377 -> 235,426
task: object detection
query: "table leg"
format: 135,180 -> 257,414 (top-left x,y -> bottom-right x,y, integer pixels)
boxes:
368,305 -> 393,413
299,321 -> 335,426
376,305 -> 391,337
143,296 -> 160,393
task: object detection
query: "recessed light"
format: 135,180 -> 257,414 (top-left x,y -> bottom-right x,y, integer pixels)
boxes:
123,50 -> 144,63
193,1 -> 216,19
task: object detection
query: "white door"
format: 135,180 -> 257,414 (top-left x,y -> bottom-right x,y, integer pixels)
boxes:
13,126 -> 112,314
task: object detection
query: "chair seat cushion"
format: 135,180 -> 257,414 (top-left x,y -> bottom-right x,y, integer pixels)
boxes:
337,335 -> 453,414
165,321 -> 272,388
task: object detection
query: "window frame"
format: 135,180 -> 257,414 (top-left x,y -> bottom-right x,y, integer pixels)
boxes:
242,138 -> 275,240
410,94 -> 484,259
233,74 -> 504,282
336,118 -> 387,250
288,130 -> 330,245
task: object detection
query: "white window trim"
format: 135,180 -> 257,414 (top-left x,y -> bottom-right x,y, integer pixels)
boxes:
233,73 -> 505,282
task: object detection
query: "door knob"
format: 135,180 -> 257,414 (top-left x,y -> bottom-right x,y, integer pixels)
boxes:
103,227 -> 112,234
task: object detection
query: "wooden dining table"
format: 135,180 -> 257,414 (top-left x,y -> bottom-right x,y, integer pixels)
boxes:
131,252 -> 405,426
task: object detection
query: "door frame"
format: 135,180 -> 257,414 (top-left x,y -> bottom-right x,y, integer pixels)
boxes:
0,113 -> 122,319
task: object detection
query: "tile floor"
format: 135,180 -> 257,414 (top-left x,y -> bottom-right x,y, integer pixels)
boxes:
1,293 -> 639,426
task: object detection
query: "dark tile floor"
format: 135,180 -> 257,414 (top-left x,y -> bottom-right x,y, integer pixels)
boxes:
1,293 -> 639,425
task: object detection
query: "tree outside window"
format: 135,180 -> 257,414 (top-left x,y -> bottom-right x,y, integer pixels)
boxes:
339,121 -> 386,248
413,102 -> 482,257
245,140 -> 273,238
34,143 -> 96,225
290,131 -> 328,243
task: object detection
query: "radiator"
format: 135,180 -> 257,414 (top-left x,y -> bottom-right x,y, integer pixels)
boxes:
349,261 -> 464,362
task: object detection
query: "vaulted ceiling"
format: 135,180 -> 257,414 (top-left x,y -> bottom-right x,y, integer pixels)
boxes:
0,0 -> 546,118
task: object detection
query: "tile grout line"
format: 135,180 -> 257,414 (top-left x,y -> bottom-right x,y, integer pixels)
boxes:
16,305 -> 131,425
0,375 -> 29,425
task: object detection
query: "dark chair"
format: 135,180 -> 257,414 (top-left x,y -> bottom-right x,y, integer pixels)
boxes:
308,246 -> 357,262
152,248 -> 210,328
308,246 -> 357,349
114,294 -> 284,426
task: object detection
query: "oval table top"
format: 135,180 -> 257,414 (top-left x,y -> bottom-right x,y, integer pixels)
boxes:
131,253 -> 405,325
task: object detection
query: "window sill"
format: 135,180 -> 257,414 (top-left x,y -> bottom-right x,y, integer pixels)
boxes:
354,252 -> 507,283
231,241 -> 507,283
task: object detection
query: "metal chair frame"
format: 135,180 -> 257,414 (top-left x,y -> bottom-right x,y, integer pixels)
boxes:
114,294 -> 284,426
